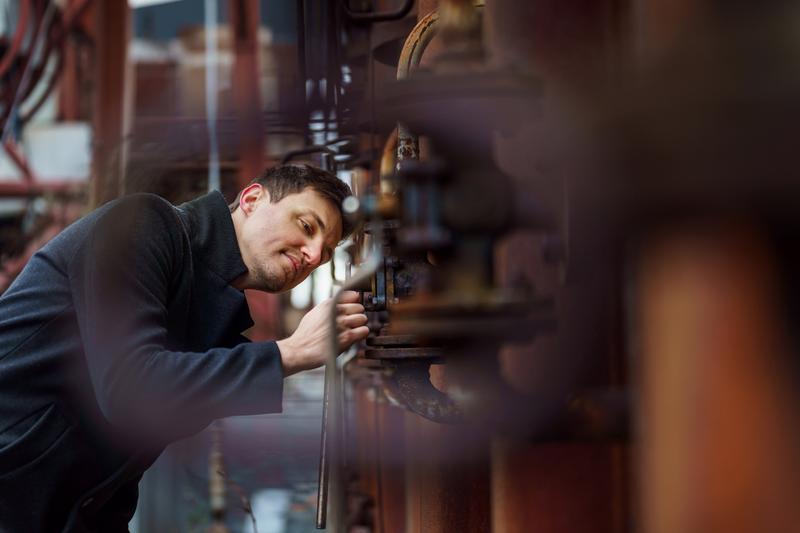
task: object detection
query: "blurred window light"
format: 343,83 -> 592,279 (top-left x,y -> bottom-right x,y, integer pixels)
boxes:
333,244 -> 349,283
337,169 -> 353,188
242,489 -> 291,533
313,268 -> 333,305
290,275 -> 312,310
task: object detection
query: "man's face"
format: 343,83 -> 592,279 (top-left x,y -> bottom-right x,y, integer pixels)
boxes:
237,186 -> 343,292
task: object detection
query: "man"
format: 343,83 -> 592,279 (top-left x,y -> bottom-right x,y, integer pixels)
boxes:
0,164 -> 369,532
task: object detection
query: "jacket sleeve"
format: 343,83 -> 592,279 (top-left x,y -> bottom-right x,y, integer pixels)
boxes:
67,195 -> 283,443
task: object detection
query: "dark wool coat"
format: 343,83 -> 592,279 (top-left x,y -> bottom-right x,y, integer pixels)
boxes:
0,191 -> 284,532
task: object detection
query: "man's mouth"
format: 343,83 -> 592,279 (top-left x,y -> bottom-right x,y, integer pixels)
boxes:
284,253 -> 300,274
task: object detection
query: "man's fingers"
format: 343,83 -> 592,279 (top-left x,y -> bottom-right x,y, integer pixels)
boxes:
334,292 -> 367,351
338,325 -> 370,349
337,302 -> 365,315
336,313 -> 368,330
351,325 -> 369,340
338,290 -> 361,304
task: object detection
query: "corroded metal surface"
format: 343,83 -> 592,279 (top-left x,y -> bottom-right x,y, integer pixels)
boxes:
90,0 -> 131,205
381,362 -> 463,424
395,8 -> 437,167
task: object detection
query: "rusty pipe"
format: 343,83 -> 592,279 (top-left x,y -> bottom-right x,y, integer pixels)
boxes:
1,1 -> 57,141
17,6 -> 62,112
0,0 -> 31,80
19,0 -> 90,122
396,8 -> 439,81
20,27 -> 64,124
3,139 -> 33,182
62,0 -> 92,31
396,1 -> 485,82
394,1 -> 484,166
395,8 -> 437,166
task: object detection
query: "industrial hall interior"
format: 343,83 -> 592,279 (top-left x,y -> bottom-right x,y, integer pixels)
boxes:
0,0 -> 799,532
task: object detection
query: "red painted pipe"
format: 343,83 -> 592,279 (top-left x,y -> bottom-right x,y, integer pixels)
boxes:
0,1 -> 52,134
19,11 -> 62,110
63,0 -> 91,30
3,139 -> 34,183
20,0 -> 93,125
20,41 -> 63,123
0,0 -> 31,80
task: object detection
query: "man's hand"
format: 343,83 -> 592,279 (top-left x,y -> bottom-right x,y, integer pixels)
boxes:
276,290 -> 369,376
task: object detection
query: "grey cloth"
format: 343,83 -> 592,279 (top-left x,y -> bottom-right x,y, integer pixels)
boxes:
0,191 -> 284,532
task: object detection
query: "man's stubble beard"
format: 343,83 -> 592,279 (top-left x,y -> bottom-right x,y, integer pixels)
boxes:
253,260 -> 290,293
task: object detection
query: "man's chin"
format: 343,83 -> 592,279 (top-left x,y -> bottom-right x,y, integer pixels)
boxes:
256,265 -> 307,293
254,272 -> 293,293
280,275 -> 306,293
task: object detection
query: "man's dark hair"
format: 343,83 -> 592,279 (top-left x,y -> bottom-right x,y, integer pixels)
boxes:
230,164 -> 354,239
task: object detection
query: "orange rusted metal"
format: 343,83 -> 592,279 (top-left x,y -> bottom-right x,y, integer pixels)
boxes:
228,0 -> 264,190
0,0 -> 31,80
637,225 -> 800,533
89,0 -> 130,205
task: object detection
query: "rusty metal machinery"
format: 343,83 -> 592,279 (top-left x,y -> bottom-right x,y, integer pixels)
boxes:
0,0 -> 93,195
315,1 -> 630,531
326,2 -> 800,533
347,0 -> 603,435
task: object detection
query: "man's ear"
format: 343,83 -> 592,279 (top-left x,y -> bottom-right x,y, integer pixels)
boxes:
239,183 -> 270,215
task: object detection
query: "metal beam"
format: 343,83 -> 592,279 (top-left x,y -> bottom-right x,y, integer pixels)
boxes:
228,0 -> 264,189
90,0 -> 131,206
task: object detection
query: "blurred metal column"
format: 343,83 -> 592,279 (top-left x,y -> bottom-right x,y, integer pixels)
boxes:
484,0 -> 630,531
228,0 -> 264,189
230,0 -> 281,346
404,415 -> 491,533
90,0 -> 132,205
636,225 -> 800,533
58,0 -> 82,122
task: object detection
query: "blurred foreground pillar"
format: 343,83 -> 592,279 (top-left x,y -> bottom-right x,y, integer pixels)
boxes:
404,416 -> 490,533
229,0 -> 264,189
492,440 -> 626,533
90,0 -> 132,205
637,224 -> 800,533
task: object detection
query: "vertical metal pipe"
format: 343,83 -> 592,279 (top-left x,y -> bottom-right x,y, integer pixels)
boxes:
229,0 -> 264,189
296,0 -> 308,142
316,372 -> 332,528
636,225 -> 800,533
204,0 -> 221,192
90,0 -> 131,205
317,243 -> 383,529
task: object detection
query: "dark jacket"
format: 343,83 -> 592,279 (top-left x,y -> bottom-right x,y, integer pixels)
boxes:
0,191 -> 284,532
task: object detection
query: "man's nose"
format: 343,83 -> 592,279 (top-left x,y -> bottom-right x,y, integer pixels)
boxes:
301,241 -> 323,268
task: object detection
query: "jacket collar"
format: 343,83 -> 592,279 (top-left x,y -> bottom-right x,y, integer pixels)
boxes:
177,190 -> 249,285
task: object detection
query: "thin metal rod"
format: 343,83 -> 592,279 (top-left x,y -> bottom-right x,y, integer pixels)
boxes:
315,372 -> 332,529
316,237 -> 383,529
